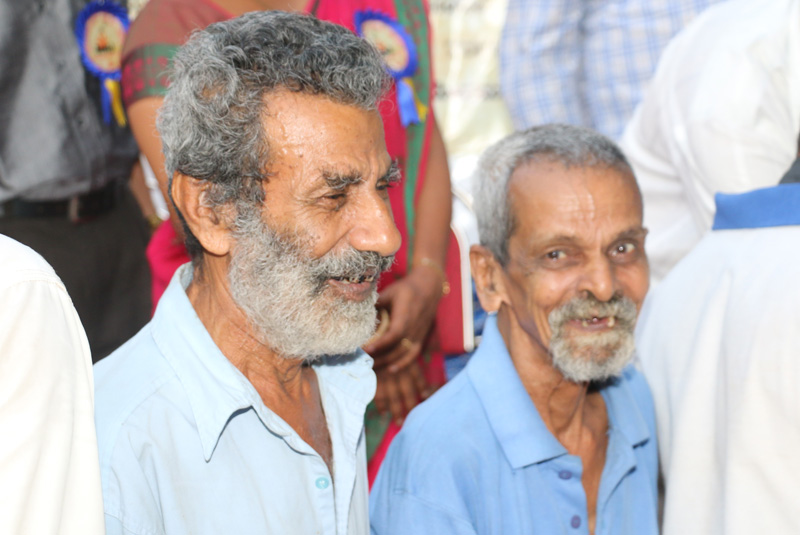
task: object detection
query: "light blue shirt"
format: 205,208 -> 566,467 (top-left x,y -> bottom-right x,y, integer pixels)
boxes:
370,315 -> 659,534
94,266 -> 375,535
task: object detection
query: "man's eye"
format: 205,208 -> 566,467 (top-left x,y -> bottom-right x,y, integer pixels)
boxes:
325,193 -> 345,201
613,242 -> 636,255
545,250 -> 566,261
376,180 -> 397,192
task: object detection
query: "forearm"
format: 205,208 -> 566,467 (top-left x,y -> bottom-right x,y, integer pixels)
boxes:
410,117 -> 451,277
128,96 -> 184,236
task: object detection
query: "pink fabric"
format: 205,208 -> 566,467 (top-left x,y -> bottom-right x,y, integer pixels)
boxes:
146,221 -> 190,314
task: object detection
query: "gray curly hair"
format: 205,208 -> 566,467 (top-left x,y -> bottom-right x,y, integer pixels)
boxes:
472,124 -> 635,265
157,10 -> 390,259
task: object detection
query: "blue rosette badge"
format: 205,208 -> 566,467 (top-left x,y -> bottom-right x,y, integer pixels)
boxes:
355,10 -> 426,127
75,1 -> 130,126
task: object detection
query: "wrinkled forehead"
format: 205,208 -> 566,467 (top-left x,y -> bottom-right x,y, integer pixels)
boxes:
262,91 -> 385,155
507,159 -> 643,237
257,91 -> 391,196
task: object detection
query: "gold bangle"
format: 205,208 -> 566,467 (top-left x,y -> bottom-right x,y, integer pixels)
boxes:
417,257 -> 450,296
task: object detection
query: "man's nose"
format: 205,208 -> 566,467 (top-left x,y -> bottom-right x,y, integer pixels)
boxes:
578,255 -> 618,303
348,192 -> 402,257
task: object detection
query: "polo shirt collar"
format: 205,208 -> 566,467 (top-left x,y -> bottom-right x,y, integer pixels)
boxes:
151,265 -> 375,462
600,363 -> 651,448
467,315 -> 566,469
712,183 -> 800,230
466,315 -> 651,469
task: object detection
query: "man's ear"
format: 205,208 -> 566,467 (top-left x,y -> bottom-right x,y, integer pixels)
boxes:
470,244 -> 509,313
170,172 -> 235,257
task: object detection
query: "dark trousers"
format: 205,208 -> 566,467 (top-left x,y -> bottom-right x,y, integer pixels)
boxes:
0,186 -> 151,361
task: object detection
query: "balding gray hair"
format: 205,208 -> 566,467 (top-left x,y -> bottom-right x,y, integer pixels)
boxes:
472,124 -> 634,265
157,10 -> 390,259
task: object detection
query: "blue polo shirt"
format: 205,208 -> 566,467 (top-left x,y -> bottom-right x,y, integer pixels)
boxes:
370,315 -> 658,535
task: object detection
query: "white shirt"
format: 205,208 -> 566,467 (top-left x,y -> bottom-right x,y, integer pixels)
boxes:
636,185 -> 800,535
95,266 -> 374,535
620,0 -> 800,282
0,235 -> 104,534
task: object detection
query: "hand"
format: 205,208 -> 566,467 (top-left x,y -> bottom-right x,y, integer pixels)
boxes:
373,361 -> 433,425
363,265 -> 444,372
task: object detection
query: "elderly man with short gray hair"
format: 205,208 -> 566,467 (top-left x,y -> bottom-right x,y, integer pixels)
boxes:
94,11 -> 400,535
370,124 -> 659,535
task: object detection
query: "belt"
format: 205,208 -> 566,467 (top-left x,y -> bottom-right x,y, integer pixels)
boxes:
0,181 -> 122,223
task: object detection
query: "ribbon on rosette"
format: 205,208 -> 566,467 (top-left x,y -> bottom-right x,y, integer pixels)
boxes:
75,1 -> 129,126
355,9 -> 427,127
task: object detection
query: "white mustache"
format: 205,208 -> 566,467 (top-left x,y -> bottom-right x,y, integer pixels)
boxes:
549,295 -> 637,331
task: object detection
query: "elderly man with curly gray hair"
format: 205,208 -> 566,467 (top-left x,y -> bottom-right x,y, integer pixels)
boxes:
93,11 -> 400,535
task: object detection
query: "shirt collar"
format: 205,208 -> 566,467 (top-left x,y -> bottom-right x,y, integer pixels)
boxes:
599,363 -> 651,448
467,315 -> 566,468
151,265 -> 375,462
712,183 -> 800,230
466,315 -> 651,469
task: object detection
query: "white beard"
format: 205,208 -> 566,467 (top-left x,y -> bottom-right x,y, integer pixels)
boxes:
227,212 -> 392,361
548,295 -> 638,383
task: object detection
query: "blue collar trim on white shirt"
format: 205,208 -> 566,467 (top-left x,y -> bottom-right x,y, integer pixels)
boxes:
712,183 -> 800,230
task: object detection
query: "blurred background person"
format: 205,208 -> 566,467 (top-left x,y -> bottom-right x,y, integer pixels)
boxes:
500,0 -> 721,140
0,235 -> 103,535
636,154 -> 800,535
621,0 -> 800,282
0,0 -> 151,361
122,0 -> 266,308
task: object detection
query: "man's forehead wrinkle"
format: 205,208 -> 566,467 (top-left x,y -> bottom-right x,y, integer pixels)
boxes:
511,201 -> 645,249
527,167 -> 640,225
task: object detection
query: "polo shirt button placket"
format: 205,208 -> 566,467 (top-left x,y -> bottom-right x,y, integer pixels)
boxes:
553,466 -> 583,530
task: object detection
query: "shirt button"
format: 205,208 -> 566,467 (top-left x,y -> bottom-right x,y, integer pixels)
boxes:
558,469 -> 573,480
315,477 -> 330,489
571,515 -> 581,528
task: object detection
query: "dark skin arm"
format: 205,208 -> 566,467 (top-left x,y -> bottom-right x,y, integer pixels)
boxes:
373,362 -> 428,426
127,96 -> 184,236
128,158 -> 163,234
